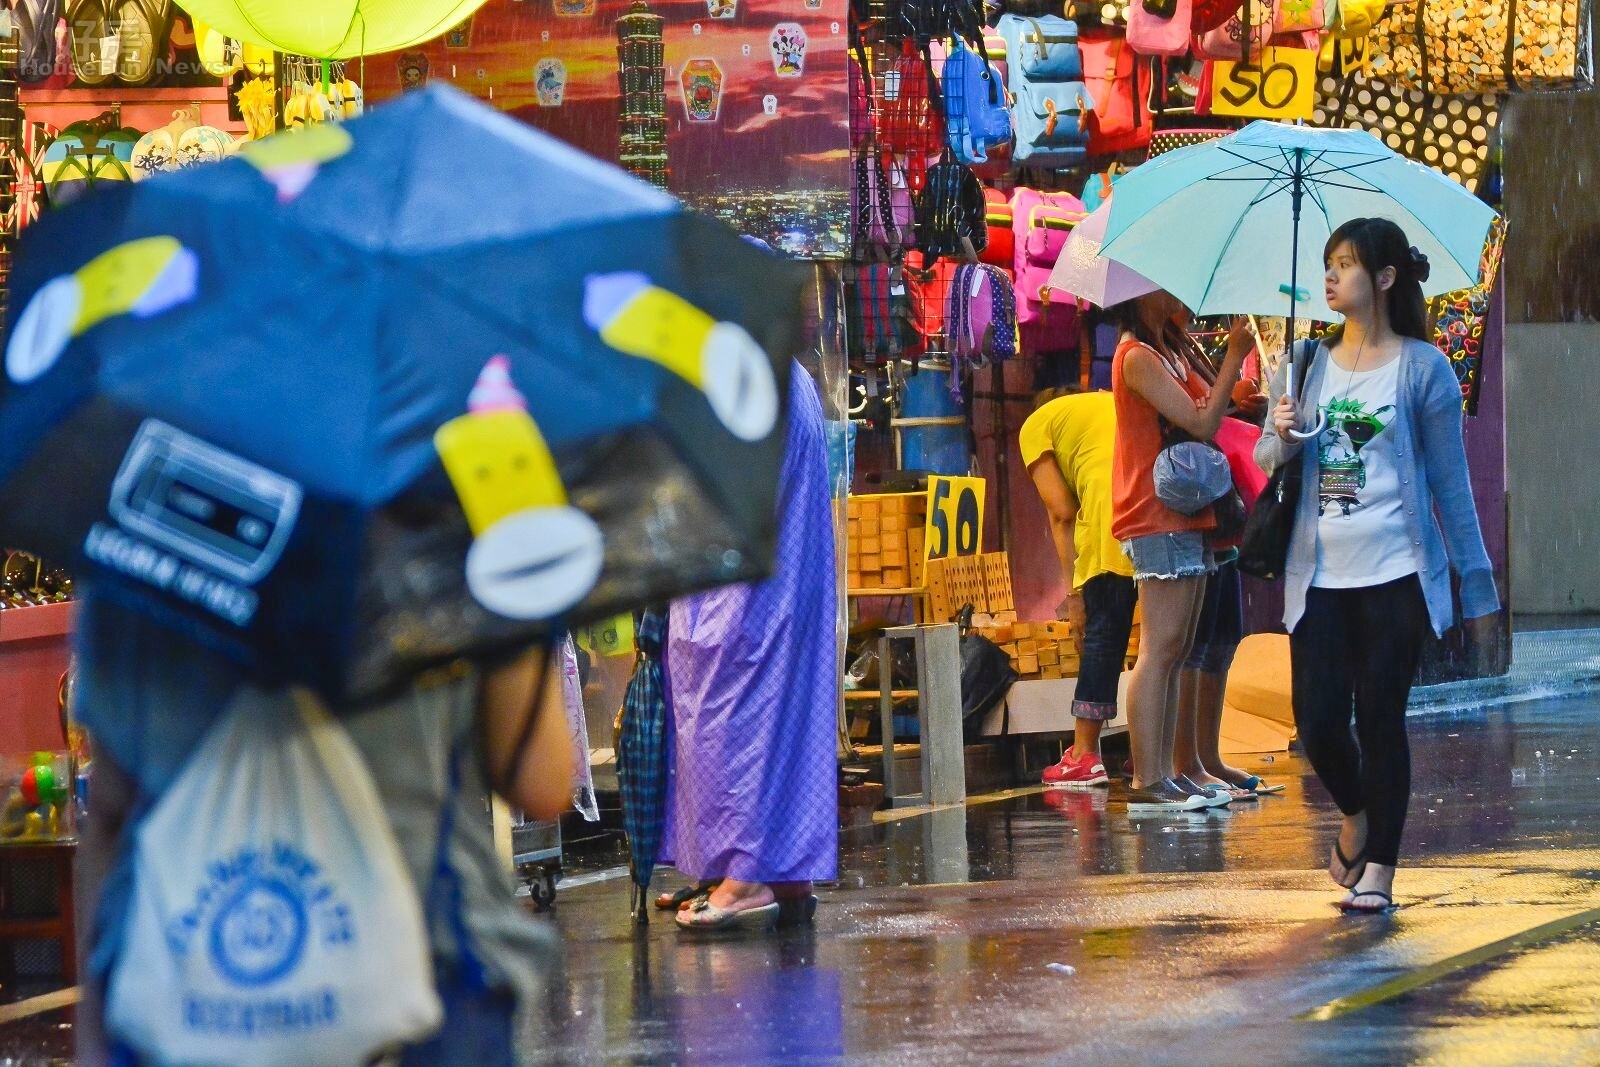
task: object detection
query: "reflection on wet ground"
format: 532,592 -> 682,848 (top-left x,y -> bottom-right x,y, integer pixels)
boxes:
531,694 -> 1600,1065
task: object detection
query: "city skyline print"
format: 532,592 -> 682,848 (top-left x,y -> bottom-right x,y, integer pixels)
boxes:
365,0 -> 850,257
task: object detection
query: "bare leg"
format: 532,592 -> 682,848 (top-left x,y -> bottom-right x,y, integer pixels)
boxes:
1173,667 -> 1204,781
1072,717 -> 1105,760
1193,670 -> 1249,783
1126,576 -> 1205,790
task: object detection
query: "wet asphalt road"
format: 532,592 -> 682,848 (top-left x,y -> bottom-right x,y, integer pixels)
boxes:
528,694 -> 1600,1066
4,692 -> 1599,1065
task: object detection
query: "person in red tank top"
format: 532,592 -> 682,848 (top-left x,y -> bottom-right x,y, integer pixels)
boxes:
1109,290 -> 1250,812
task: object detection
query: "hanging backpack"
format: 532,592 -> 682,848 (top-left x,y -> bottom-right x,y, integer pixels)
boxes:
875,41 -> 945,188
1011,187 -> 1086,352
1079,162 -> 1132,211
846,263 -> 920,364
980,186 -> 1014,270
852,145 -> 915,260
940,36 -> 1012,165
997,14 -> 1095,169
1127,0 -> 1194,55
1081,33 -> 1152,155
947,262 -> 1019,367
849,48 -> 873,148
914,154 -> 988,259
903,250 -> 964,356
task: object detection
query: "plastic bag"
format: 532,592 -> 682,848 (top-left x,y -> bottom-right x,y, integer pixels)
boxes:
560,636 -> 599,821
107,687 -> 441,1067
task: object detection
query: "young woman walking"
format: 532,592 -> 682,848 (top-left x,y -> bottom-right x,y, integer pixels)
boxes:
1111,290 -> 1251,812
1256,217 -> 1499,913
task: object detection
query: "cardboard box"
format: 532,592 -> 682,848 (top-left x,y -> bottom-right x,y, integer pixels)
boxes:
861,554 -> 881,573
884,568 -> 908,587
882,513 -> 904,533
1018,655 -> 1039,675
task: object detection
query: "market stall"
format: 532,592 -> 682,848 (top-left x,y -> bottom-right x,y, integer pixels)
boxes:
838,0 -> 1546,756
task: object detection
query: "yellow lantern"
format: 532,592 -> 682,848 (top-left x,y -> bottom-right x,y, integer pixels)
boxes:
174,0 -> 491,59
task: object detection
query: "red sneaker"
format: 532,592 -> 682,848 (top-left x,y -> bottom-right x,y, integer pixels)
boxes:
1042,750 -> 1110,790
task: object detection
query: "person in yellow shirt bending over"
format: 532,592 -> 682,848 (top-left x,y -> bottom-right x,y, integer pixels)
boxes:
1020,388 -> 1137,789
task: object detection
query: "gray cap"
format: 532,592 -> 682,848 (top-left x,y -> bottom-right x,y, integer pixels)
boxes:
1154,441 -> 1233,515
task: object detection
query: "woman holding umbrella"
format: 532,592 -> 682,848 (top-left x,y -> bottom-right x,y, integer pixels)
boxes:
1110,290 -> 1252,812
1257,218 -> 1499,913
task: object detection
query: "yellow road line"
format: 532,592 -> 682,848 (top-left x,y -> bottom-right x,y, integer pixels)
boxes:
1298,906 -> 1600,1021
872,785 -> 1048,824
0,985 -> 81,1026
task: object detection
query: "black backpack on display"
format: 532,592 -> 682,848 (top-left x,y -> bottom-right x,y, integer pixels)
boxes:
915,154 -> 988,259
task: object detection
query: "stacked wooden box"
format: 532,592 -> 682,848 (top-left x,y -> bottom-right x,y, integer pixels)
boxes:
970,620 -> 1080,681
846,493 -> 928,592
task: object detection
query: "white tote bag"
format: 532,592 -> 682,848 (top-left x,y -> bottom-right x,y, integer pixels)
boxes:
107,687 -> 442,1067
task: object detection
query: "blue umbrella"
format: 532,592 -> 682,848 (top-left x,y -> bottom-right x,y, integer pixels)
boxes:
1099,121 -> 1498,434
0,85 -> 807,701
617,605 -> 669,924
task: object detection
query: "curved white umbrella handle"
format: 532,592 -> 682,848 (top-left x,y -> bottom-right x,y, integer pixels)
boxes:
1288,412 -> 1326,441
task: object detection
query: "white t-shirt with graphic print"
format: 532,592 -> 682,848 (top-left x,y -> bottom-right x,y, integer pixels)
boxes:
1312,357 -> 1418,589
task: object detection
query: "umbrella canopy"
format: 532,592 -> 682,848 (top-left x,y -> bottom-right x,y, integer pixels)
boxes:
1046,200 -> 1160,309
174,0 -> 488,58
0,85 -> 806,701
617,606 -> 669,924
1099,121 -> 1500,323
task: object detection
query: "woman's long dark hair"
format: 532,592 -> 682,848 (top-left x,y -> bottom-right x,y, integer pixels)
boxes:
1109,297 -> 1217,384
1324,217 -> 1431,341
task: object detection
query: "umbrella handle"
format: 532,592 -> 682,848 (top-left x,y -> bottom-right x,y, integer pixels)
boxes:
1288,410 -> 1327,441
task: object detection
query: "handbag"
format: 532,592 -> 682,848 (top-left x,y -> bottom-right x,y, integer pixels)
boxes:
1237,342 -> 1315,580
957,606 -> 1018,737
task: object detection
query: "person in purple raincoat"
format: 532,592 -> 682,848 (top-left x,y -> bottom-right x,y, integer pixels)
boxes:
657,362 -> 840,931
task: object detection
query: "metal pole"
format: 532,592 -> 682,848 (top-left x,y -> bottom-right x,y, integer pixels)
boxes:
1285,148 -> 1327,442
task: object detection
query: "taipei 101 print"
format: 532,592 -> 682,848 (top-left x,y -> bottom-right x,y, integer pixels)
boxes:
366,0 -> 850,257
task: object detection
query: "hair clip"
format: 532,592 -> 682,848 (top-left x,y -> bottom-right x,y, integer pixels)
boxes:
1408,246 -> 1432,284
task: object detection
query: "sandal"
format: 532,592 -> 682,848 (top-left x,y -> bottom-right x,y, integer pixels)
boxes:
776,894 -> 819,928
1336,890 -> 1396,914
1230,774 -> 1286,795
1329,842 -> 1368,890
655,880 -> 720,911
675,897 -> 779,931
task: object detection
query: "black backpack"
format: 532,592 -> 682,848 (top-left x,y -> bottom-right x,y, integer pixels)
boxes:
914,155 -> 989,259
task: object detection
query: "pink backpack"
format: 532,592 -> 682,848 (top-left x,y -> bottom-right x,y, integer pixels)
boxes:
1012,187 -> 1087,351
1127,0 -> 1194,56
947,262 -> 1018,373
851,146 -> 916,260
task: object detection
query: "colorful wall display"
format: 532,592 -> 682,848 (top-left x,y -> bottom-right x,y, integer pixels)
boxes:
363,0 -> 851,258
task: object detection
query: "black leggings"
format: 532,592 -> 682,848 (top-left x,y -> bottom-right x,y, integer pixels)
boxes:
1290,575 -> 1429,867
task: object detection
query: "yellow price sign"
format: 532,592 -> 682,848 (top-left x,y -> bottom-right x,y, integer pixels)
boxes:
1210,48 -> 1318,121
923,476 -> 986,563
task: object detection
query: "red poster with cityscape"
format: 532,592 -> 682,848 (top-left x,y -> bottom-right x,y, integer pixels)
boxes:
364,0 -> 850,257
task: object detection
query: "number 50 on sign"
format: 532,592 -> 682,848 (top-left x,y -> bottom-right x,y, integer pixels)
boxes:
924,476 -> 986,562
1210,47 -> 1316,121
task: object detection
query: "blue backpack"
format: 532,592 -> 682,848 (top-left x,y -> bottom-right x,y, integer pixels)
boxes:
941,37 -> 1012,165
996,14 -> 1094,169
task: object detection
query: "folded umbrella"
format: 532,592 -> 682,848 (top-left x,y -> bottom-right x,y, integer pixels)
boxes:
0,85 -> 807,701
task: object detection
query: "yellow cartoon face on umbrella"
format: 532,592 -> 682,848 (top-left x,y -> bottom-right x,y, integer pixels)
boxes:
6,236 -> 200,386
435,356 -> 604,620
583,272 -> 779,442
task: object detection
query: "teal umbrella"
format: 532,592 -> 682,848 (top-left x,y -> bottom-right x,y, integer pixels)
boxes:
1098,121 -> 1498,435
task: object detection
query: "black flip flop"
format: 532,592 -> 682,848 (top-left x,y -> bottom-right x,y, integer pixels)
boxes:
1331,841 -> 1368,889
1336,890 -> 1396,914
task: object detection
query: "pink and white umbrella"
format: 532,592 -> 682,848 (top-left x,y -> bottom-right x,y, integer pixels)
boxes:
1046,200 -> 1160,309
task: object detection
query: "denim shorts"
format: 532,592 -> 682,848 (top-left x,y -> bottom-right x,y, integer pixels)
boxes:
1122,531 -> 1216,582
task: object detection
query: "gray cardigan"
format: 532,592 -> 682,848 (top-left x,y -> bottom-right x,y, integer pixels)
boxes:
1254,337 -> 1500,636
